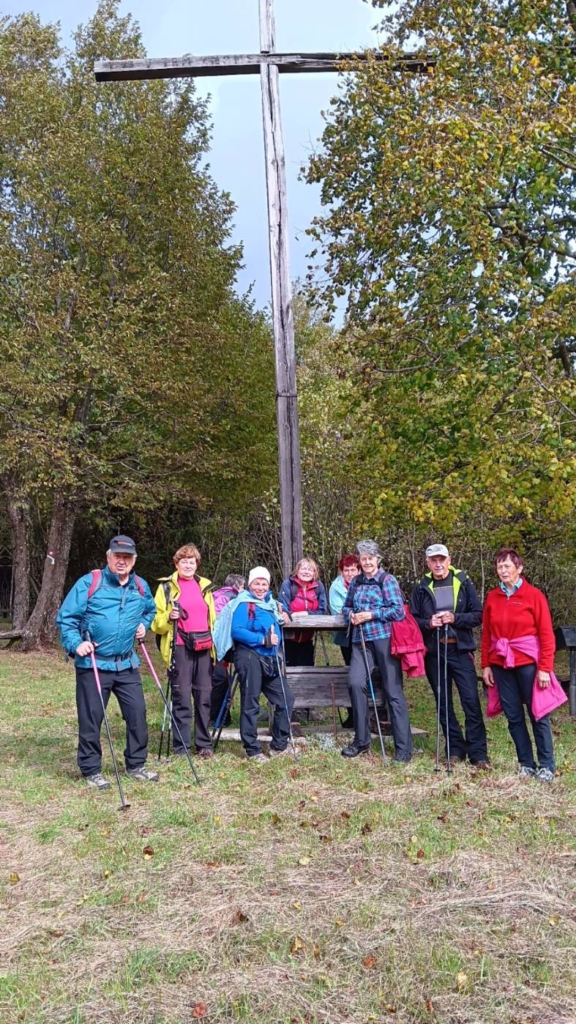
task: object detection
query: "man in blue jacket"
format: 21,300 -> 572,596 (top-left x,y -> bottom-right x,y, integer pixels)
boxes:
57,535 -> 159,790
230,566 -> 294,762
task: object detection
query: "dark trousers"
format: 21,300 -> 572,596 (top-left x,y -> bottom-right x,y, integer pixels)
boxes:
492,663 -> 555,771
348,636 -> 412,760
424,642 -> 488,763
210,661 -> 232,726
172,646 -> 213,753
340,644 -> 352,667
76,667 -> 148,777
234,645 -> 294,756
284,638 -> 314,666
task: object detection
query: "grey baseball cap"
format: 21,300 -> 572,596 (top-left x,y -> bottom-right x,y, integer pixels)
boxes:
425,543 -> 449,558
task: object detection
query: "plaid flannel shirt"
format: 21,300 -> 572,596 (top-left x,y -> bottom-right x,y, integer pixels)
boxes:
343,570 -> 405,643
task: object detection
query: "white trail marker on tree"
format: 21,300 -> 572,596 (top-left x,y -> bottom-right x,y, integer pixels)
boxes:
95,0 -> 431,577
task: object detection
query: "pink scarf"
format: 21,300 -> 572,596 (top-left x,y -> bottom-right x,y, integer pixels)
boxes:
486,634 -> 566,721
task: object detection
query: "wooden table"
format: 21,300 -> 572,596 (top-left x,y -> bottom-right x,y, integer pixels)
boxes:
284,613 -> 385,710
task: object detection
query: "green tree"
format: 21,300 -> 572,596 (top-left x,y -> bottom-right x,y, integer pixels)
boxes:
0,2 -> 276,645
306,0 -> 576,551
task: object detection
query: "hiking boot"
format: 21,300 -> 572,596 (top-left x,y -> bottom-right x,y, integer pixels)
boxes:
247,752 -> 268,764
195,748 -> 215,759
269,743 -> 300,758
126,766 -> 159,782
341,743 -> 371,758
447,755 -> 464,768
535,767 -> 555,783
85,772 -> 110,791
518,765 -> 536,779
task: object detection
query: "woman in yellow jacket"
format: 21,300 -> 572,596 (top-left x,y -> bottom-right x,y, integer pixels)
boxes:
152,544 -> 216,758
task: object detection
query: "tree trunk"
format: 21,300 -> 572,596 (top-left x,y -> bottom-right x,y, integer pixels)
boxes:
1,475 -> 31,629
21,494 -> 76,650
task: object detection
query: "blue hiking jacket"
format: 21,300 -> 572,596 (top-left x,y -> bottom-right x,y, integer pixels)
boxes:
56,566 -> 157,671
231,591 -> 284,658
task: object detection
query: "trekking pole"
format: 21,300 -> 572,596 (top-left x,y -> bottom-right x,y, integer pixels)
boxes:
139,642 -> 202,785
213,668 -> 240,752
434,627 -> 442,773
84,632 -> 130,811
158,618 -> 177,761
276,631 -> 297,756
359,626 -> 387,765
157,674 -> 171,761
443,623 -> 452,774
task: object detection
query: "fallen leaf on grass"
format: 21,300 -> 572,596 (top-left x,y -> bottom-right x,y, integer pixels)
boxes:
425,998 -> 434,1012
190,1002 -> 208,1018
290,769 -> 299,778
416,849 -> 426,859
340,811 -> 351,819
292,901 -> 302,911
456,971 -> 468,992
234,910 -> 249,923
271,813 -> 282,826
9,872 -> 20,884
143,846 -> 154,859
319,834 -> 332,844
205,861 -> 222,868
290,936 -> 305,953
363,955 -> 377,968
361,822 -> 372,835
334,919 -> 344,927
298,857 -> 311,866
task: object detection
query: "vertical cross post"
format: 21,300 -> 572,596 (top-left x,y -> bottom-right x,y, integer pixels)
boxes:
259,0 -> 303,579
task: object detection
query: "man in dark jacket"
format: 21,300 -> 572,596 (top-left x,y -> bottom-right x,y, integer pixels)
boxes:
410,544 -> 489,768
57,535 -> 159,790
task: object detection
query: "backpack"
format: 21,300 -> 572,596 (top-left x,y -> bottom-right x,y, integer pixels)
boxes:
87,569 -> 145,600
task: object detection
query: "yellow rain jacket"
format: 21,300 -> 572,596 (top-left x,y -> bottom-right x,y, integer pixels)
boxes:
151,571 -> 216,666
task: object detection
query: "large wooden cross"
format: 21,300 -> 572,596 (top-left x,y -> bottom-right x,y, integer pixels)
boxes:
95,0 -> 430,578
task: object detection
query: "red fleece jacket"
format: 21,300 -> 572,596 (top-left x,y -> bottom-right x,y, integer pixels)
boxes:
481,580 -> 555,672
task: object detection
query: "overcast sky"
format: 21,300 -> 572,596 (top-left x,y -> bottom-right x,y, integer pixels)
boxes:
3,0 -> 382,308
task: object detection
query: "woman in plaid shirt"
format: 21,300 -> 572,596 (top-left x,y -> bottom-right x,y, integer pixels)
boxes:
342,540 -> 412,762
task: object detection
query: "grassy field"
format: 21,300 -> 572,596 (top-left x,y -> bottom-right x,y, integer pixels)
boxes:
1,648 -> 576,1024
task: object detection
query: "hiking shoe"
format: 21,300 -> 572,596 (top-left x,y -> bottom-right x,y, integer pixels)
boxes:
126,766 -> 159,782
471,761 -> 492,771
85,772 -> 110,791
269,743 -> 300,758
535,767 -> 555,783
195,748 -> 215,759
341,743 -> 371,758
247,752 -> 268,764
518,765 -> 536,779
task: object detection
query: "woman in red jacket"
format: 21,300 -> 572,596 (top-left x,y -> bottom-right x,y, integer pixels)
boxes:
482,548 -> 556,781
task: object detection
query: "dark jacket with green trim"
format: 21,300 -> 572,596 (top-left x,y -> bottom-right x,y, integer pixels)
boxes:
409,567 -> 482,653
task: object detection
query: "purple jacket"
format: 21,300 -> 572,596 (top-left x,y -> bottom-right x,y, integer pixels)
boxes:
213,586 -> 239,616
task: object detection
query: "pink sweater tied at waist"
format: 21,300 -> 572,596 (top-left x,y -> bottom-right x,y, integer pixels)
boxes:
487,634 -> 567,722
489,633 -> 540,668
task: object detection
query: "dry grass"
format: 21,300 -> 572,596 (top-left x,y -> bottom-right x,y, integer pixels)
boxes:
1,649 -> 576,1023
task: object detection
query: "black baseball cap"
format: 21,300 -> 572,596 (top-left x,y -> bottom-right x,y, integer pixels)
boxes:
109,535 -> 137,556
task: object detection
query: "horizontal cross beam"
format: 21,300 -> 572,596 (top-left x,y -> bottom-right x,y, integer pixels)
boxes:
94,51 -> 434,82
